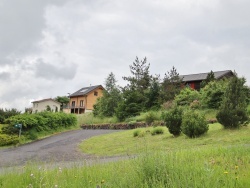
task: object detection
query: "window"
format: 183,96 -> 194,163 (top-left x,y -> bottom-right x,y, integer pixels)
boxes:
80,100 -> 84,107
94,91 -> 98,96
72,101 -> 75,107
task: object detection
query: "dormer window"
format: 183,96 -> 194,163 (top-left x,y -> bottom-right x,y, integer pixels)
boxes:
94,91 -> 98,96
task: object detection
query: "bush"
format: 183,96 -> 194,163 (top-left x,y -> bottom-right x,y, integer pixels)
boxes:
181,110 -> 209,138
200,80 -> 228,109
190,100 -> 201,109
133,129 -> 141,137
216,76 -> 249,129
145,111 -> 158,125
163,106 -> 183,136
0,134 -> 19,146
151,126 -> 164,135
174,87 -> 200,106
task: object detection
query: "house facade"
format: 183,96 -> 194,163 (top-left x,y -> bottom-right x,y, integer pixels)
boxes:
64,85 -> 104,114
32,98 -> 61,113
180,70 -> 234,90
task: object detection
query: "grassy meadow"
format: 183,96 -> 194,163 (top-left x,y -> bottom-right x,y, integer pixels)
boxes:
1,122 -> 250,187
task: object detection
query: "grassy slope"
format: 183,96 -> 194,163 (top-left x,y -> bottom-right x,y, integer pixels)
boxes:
79,123 -> 250,156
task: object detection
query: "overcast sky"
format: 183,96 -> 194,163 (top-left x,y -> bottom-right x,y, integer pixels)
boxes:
1,0 -> 250,111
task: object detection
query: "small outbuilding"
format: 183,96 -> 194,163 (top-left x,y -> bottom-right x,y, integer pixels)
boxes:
32,98 -> 61,113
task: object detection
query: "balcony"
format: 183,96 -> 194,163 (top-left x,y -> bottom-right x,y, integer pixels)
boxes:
63,105 -> 85,109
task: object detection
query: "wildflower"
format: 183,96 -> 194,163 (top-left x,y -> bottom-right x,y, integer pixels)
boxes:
224,171 -> 228,174
55,185 -> 58,188
30,173 -> 34,177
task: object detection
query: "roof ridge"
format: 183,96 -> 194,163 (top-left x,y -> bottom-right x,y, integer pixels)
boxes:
180,70 -> 231,77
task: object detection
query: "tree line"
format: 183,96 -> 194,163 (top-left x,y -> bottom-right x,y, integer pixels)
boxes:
93,56 -> 250,128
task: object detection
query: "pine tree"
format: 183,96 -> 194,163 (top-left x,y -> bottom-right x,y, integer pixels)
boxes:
93,72 -> 121,117
216,74 -> 249,128
160,66 -> 182,102
123,56 -> 151,92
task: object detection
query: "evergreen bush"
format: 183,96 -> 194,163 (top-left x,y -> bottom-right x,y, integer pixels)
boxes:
163,106 -> 183,136
181,110 -> 209,138
216,76 -> 249,128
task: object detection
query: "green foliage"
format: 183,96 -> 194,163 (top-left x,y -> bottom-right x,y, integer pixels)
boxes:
93,72 -> 121,117
115,90 -> 144,121
151,126 -> 164,135
216,76 -> 249,128
46,105 -> 52,112
116,57 -> 153,121
200,80 -> 228,109
133,129 -> 146,137
163,106 -> 183,136
181,110 -> 209,138
55,96 -> 70,111
200,70 -> 215,88
174,87 -> 200,106
122,56 -> 151,92
160,66 -> 182,102
189,100 -> 201,109
145,111 -> 158,125
145,76 -> 161,109
1,112 -> 77,146
0,108 -> 21,124
0,134 -> 19,146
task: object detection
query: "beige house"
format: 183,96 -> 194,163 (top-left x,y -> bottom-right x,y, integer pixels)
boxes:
32,98 -> 61,113
64,85 -> 104,114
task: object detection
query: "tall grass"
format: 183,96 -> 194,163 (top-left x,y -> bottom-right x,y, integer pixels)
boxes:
1,145 -> 249,187
77,113 -> 119,125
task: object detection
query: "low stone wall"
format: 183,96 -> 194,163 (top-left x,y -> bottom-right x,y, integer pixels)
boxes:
81,122 -> 148,130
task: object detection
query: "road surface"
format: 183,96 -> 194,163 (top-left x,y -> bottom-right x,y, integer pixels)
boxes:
0,129 -> 121,168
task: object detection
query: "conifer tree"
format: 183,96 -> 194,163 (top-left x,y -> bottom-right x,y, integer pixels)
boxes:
216,74 -> 249,128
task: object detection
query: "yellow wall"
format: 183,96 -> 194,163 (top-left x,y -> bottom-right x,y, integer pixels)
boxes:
69,87 -> 103,110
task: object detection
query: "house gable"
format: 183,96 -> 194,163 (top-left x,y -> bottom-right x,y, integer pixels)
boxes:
67,85 -> 104,114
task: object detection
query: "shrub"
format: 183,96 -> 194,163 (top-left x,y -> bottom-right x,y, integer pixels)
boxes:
145,111 -> 158,125
216,76 -> 249,129
174,87 -> 200,106
200,80 -> 228,109
190,100 -> 201,109
0,134 -> 19,146
151,126 -> 164,135
133,129 -> 141,137
181,110 -> 209,138
163,106 -> 183,136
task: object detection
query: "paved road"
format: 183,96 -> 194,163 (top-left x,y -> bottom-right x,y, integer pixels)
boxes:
0,129 -> 121,168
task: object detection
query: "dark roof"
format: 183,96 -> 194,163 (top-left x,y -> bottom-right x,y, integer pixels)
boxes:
180,70 -> 233,82
32,98 -> 61,104
69,85 -> 104,97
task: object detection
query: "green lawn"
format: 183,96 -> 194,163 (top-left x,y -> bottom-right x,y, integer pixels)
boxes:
1,123 -> 250,187
79,123 -> 250,156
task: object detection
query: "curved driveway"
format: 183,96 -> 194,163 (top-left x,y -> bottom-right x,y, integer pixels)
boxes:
0,129 -> 120,168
